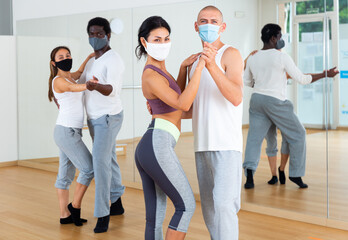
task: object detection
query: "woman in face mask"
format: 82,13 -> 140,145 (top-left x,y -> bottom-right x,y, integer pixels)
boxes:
134,16 -> 208,240
48,46 -> 95,227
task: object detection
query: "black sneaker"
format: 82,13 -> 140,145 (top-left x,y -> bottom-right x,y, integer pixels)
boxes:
268,176 -> 278,185
110,197 -> 124,216
244,169 -> 254,189
278,167 -> 286,184
289,177 -> 308,188
67,203 -> 83,226
94,215 -> 110,233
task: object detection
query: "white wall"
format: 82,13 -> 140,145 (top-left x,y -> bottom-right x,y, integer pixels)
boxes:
0,36 -> 18,162
12,0 -> 200,34
13,0 -> 259,161
259,0 -> 278,39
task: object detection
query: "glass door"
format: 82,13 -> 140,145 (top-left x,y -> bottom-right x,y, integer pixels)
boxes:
294,18 -> 334,128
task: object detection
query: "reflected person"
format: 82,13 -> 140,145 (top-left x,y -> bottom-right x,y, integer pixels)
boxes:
265,124 -> 290,185
244,51 -> 290,185
243,23 -> 339,189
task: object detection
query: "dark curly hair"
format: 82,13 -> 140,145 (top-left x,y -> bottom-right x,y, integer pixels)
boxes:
87,17 -> 111,35
261,23 -> 281,43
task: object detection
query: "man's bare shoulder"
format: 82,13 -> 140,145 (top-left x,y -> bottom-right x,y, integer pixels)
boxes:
223,46 -> 242,59
222,46 -> 243,69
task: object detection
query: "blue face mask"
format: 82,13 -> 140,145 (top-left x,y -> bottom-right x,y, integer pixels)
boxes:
198,24 -> 221,43
89,35 -> 108,50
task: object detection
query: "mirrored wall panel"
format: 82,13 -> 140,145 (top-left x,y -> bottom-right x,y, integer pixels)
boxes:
15,0 -> 348,225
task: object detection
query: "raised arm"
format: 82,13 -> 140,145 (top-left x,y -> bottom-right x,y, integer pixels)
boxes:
71,53 -> 95,80
176,53 -> 201,92
283,54 -> 339,84
54,77 -> 86,93
144,58 -> 205,112
203,43 -> 243,106
309,67 -> 339,83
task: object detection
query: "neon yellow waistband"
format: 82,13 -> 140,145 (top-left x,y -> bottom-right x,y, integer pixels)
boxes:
149,118 -> 180,142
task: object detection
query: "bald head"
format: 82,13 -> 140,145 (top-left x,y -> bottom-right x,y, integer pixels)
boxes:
197,5 -> 223,23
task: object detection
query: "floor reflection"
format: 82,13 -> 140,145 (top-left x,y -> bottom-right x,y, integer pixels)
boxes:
23,128 -> 348,220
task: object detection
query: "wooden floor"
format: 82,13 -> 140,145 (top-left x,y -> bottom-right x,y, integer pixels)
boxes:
20,129 -> 348,223
131,129 -> 348,220
1,166 -> 348,240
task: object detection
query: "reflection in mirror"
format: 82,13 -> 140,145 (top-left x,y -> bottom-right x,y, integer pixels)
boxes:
329,0 -> 348,222
242,0 -> 330,219
13,0 -> 348,231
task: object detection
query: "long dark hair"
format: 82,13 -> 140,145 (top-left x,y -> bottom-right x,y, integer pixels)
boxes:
48,46 -> 70,102
135,16 -> 171,60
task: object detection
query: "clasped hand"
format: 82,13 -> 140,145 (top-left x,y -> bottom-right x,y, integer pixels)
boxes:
200,42 -> 217,67
86,76 -> 99,91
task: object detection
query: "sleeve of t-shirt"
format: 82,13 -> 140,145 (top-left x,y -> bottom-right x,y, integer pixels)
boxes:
282,53 -> 312,85
243,57 -> 254,87
106,54 -> 125,97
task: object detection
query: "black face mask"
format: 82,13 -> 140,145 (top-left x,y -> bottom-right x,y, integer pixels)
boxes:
55,58 -> 73,71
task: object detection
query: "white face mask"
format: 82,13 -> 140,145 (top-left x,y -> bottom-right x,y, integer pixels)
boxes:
145,40 -> 171,61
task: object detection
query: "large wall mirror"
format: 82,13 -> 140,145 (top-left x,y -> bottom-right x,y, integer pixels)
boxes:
15,0 -> 348,228
241,0 -> 348,225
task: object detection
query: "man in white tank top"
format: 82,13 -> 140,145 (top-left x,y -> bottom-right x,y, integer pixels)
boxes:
188,6 -> 244,240
79,17 -> 125,233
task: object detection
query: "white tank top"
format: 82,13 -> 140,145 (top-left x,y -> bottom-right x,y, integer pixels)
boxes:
52,76 -> 84,129
189,44 -> 243,152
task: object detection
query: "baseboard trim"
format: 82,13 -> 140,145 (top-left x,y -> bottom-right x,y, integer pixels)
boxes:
18,158 -> 59,173
241,202 -> 348,231
0,160 -> 18,167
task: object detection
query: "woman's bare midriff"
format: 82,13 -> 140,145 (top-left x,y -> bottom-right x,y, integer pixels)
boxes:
152,110 -> 182,131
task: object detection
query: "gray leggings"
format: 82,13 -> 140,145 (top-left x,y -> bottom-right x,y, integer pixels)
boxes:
135,119 -> 196,240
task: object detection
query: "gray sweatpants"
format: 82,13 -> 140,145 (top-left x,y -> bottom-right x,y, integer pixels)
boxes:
243,93 -> 306,177
195,150 -> 242,240
87,112 -> 125,218
54,125 -> 94,189
265,124 -> 290,157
